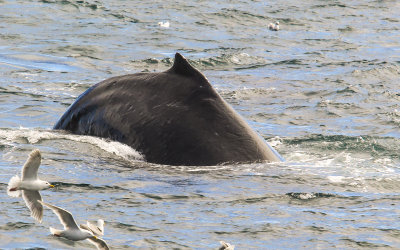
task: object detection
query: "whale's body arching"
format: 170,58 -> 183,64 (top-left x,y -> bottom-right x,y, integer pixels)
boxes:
54,53 -> 282,166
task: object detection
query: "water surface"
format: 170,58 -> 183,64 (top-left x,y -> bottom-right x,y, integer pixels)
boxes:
0,0 -> 399,249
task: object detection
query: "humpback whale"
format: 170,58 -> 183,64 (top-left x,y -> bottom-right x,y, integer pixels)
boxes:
54,53 -> 283,166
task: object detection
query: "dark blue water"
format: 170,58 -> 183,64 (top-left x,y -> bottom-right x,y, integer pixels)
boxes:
1,0 -> 399,249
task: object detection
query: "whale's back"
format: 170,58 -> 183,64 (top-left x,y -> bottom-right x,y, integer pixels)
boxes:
54,53 -> 282,166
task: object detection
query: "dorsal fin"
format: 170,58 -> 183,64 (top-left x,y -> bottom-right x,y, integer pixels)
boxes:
168,53 -> 202,77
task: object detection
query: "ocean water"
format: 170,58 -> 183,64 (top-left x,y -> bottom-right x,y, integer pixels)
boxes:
1,0 -> 399,249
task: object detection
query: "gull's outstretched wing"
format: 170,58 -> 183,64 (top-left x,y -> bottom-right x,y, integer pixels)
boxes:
81,219 -> 104,236
22,190 -> 43,223
95,219 -> 104,235
87,236 -> 110,250
219,241 -> 235,250
39,200 -> 79,230
21,149 -> 41,181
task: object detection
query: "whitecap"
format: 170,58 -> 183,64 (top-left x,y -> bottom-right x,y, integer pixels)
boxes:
267,136 -> 283,147
0,128 -> 143,162
327,175 -> 345,183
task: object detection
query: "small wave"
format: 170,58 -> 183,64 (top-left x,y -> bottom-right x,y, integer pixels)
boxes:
279,134 -> 400,193
223,87 -> 276,101
40,0 -> 104,10
219,8 -> 267,21
335,85 -> 359,94
231,196 -> 271,204
284,135 -> 400,173
40,0 -> 140,24
384,109 -> 400,126
267,136 -> 283,148
327,175 -> 346,183
115,222 -> 157,232
341,238 -> 391,248
0,128 -> 143,162
0,53 -> 79,72
272,59 -> 304,66
50,182 -> 127,193
311,3 -> 348,9
203,8 -> 267,27
0,222 -> 34,230
191,53 -> 269,70
284,134 -> 400,156
286,192 -> 336,200
130,53 -> 269,71
40,0 -> 105,12
338,25 -> 354,32
352,63 -> 400,80
140,193 -> 205,200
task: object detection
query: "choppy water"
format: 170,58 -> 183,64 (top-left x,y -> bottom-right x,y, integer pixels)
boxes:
1,0 -> 399,249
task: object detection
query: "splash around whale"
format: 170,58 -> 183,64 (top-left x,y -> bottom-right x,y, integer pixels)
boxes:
54,53 -> 283,166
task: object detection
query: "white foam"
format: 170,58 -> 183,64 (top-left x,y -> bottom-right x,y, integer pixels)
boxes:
298,193 -> 315,200
231,53 -> 249,64
327,175 -> 345,183
267,136 -> 283,147
374,158 -> 392,165
285,151 -> 315,162
0,128 -> 143,162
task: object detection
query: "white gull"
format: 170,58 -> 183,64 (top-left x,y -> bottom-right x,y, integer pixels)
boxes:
7,149 -> 54,222
219,241 -> 235,250
268,21 -> 280,31
39,201 -> 109,249
158,21 -> 170,28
